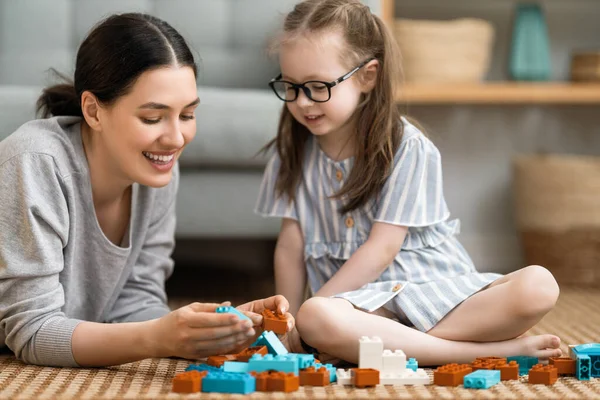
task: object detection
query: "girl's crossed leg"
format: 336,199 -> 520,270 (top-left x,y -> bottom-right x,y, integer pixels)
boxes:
296,265 -> 561,366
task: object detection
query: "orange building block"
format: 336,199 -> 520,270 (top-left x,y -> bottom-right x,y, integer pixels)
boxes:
495,360 -> 519,381
236,346 -> 268,362
434,364 -> 473,386
528,364 -> 558,385
207,354 -> 236,367
300,366 -> 329,386
252,371 -> 269,391
252,371 -> 300,392
351,368 -> 380,388
549,357 -> 576,376
267,372 -> 300,392
261,309 -> 288,334
472,357 -> 507,371
172,370 -> 207,393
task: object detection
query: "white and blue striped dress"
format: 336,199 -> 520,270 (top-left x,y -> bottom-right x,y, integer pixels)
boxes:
255,119 -> 501,332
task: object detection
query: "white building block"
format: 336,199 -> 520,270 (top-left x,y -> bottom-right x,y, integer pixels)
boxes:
382,349 -> 406,374
380,368 -> 431,385
359,336 -> 383,370
336,369 -> 352,386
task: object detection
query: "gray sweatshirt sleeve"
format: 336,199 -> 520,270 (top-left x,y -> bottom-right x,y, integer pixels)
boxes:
104,166 -> 179,323
0,154 -> 82,367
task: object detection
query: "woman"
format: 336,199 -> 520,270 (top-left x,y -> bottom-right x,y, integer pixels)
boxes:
0,13 -> 293,367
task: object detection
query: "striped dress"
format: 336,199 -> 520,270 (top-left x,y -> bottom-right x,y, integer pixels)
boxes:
255,118 -> 501,332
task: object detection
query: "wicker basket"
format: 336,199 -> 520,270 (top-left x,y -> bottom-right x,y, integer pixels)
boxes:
513,154 -> 600,286
570,51 -> 600,82
393,18 -> 494,83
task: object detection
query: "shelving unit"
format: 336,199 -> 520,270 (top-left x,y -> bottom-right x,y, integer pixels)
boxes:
396,82 -> 600,104
381,0 -> 600,105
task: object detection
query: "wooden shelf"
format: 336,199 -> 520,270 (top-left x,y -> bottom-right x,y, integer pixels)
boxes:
396,83 -> 600,105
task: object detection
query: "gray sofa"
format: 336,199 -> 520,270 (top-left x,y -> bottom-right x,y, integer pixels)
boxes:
0,0 -> 381,248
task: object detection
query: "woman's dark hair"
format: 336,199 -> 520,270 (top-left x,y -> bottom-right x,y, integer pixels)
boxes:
37,13 -> 197,117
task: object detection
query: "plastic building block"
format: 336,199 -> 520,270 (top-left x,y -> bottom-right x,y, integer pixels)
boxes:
251,371 -> 299,392
252,331 -> 288,355
472,357 -> 506,371
358,336 -> 383,370
248,354 -> 298,374
172,370 -> 206,393
463,370 -> 500,389
336,369 -> 352,386
495,360 -> 519,381
202,371 -> 255,394
215,305 -> 251,322
351,368 -> 380,388
185,363 -> 222,373
235,346 -> 268,362
300,366 -> 330,386
207,355 -> 236,368
577,355 -> 591,380
434,364 -> 473,386
380,368 -> 431,385
507,356 -> 538,375
296,353 -> 316,370
406,358 -> 418,371
382,349 -> 406,374
549,357 -> 576,376
528,364 -> 558,385
223,361 -> 249,373
314,363 -> 337,383
261,309 -> 288,334
570,344 -> 600,378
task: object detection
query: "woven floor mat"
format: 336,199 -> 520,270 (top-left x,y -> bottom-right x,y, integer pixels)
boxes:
1,287 -> 599,399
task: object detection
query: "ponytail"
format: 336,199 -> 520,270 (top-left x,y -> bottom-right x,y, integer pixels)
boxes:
36,71 -> 82,118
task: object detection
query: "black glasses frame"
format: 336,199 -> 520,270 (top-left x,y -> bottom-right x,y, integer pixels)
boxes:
268,58 -> 375,103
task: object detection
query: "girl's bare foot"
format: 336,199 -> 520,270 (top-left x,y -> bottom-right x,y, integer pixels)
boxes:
514,334 -> 562,359
280,326 -> 304,354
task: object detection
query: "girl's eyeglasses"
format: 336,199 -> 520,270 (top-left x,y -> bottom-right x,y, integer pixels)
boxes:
268,58 -> 375,103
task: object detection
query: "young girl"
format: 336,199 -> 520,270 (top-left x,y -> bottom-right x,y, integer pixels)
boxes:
0,13 -> 293,367
256,0 -> 561,366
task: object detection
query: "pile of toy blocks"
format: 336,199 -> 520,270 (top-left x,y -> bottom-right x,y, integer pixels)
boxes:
433,353 -> 583,388
336,336 -> 431,386
172,307 -> 337,394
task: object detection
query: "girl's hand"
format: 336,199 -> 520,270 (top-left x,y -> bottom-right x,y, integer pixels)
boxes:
236,295 -> 295,332
150,302 -> 256,359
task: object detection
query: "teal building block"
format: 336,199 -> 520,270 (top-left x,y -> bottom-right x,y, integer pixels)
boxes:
315,363 -> 337,383
215,305 -> 251,322
202,372 -> 255,394
223,361 -> 249,373
509,3 -> 551,81
248,354 -> 299,374
251,331 -> 288,355
464,370 -> 501,389
571,343 -> 600,378
407,358 -> 418,371
295,353 -> 316,369
577,355 -> 591,380
185,363 -> 222,373
507,356 -> 538,376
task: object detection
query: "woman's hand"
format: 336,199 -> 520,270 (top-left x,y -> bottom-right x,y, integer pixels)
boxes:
149,302 -> 256,359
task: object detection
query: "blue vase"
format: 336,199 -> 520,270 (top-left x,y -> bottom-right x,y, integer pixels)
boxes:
509,3 -> 552,81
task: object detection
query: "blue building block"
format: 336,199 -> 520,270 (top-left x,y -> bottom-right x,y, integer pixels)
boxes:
295,353 -> 316,369
215,305 -> 251,322
248,354 -> 299,374
571,343 -> 600,378
577,355 -> 591,381
251,331 -> 288,355
464,370 -> 501,389
508,356 -> 538,376
202,372 -> 255,394
315,363 -> 337,383
185,363 -> 222,373
223,361 -> 249,373
407,358 -> 418,371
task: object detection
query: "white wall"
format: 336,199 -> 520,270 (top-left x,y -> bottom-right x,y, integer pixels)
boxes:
395,0 -> 600,273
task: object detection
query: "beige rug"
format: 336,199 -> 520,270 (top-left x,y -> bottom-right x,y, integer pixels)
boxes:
1,287 -> 599,399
